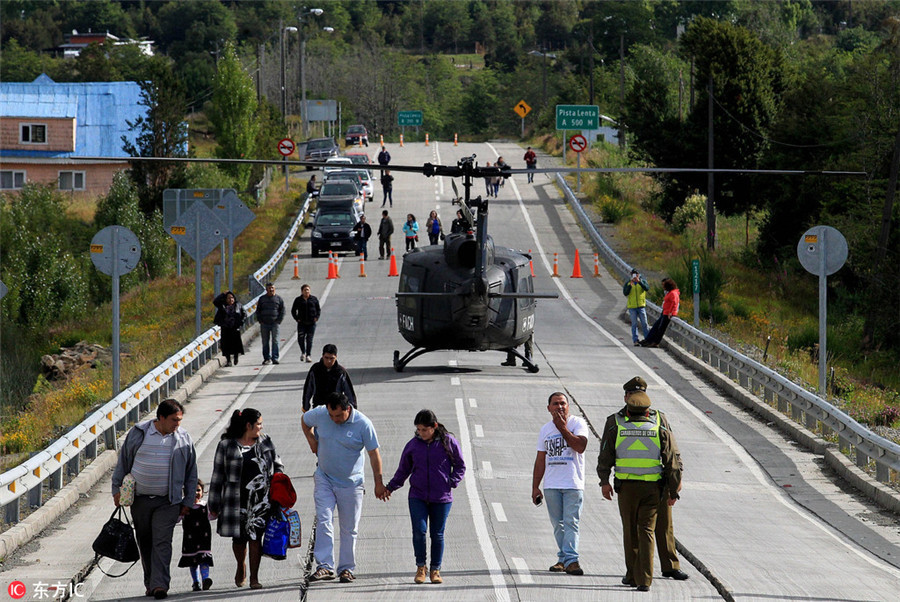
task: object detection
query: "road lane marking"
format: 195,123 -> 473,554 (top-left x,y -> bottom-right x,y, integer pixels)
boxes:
450,376 -> 460,386
469,397 -> 477,408
455,398 -> 510,601
474,424 -> 484,437
448,360 -> 458,367
482,461 -> 493,479
492,502 -> 507,522
511,557 -> 534,584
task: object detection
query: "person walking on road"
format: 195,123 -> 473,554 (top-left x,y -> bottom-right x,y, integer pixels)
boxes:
302,343 -> 356,411
403,214 -> 419,251
257,283 -> 284,365
380,170 -> 394,207
384,409 -> 466,585
112,398 -> 198,600
353,214 -> 372,260
213,291 -> 246,366
524,147 -> 537,183
532,392 -> 589,576
450,209 -> 467,234
378,146 -> 391,167
208,408 -> 284,591
425,210 -> 443,245
639,278 -> 680,348
291,284 -> 320,362
302,392 -> 386,584
378,210 -> 394,259
596,379 -> 682,592
177,479 -> 213,592
623,269 -> 650,346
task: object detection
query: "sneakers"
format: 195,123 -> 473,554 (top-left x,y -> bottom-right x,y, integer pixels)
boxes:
202,578 -> 213,590
338,570 -> 355,583
272,359 -> 279,365
309,567 -> 335,581
191,583 -> 200,592
306,356 -> 312,363
429,569 -> 442,584
564,561 -> 584,576
262,359 -> 271,365
300,354 -> 306,362
549,562 -> 565,572
414,566 -> 427,584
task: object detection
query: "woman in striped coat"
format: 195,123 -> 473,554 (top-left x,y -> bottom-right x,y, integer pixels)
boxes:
208,408 -> 284,590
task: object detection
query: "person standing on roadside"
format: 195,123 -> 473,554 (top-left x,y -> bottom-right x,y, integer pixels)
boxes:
381,170 -> 394,208
450,209 -> 467,234
378,146 -> 391,167
639,278 -> 680,348
112,398 -> 198,600
291,284 -> 320,363
532,392 -> 589,577
257,283 -> 284,365
307,175 -> 318,198
378,210 -> 394,259
425,210 -> 443,245
623,269 -> 650,346
213,291 -> 246,366
302,392 -> 386,584
524,147 -> 537,183
403,213 -> 419,251
597,379 -> 682,592
302,343 -> 356,411
353,214 -> 372,260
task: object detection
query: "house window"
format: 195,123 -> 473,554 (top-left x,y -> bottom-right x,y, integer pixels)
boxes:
0,170 -> 26,189
58,171 -> 85,191
20,123 -> 48,144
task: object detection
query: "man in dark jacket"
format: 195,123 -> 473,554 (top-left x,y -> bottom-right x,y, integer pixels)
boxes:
380,170 -> 394,207
377,146 -> 391,166
302,343 -> 356,412
291,284 -> 321,363
353,214 -> 372,260
257,282 -> 285,365
377,210 -> 394,259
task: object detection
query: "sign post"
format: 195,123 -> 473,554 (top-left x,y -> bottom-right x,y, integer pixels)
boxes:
278,138 -> 295,193
90,226 -> 142,396
513,100 -> 531,138
557,105 -> 598,167
796,225 -> 848,395
691,259 -> 700,328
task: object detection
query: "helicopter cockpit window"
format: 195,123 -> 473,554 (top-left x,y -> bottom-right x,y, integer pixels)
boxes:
518,274 -> 534,310
398,271 -> 421,311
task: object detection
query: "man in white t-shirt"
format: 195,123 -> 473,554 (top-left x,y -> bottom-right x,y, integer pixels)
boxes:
532,391 -> 589,576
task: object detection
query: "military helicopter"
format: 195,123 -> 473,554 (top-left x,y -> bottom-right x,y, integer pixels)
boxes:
389,155 -> 558,373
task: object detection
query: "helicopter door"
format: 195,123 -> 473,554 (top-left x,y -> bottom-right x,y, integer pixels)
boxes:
516,271 -> 536,338
397,265 -> 424,339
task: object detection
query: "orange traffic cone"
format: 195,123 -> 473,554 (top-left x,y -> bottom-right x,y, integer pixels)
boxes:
571,250 -> 583,278
334,254 -> 341,278
291,253 -> 300,279
454,133 -> 458,146
399,134 -> 404,147
529,249 -> 535,278
593,253 -> 601,278
380,134 -> 384,146
388,249 -> 399,277
551,252 -> 560,278
327,251 -> 337,279
359,254 -> 367,277
425,133 -> 430,146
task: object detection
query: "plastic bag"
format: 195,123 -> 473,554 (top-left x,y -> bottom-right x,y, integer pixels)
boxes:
261,514 -> 290,560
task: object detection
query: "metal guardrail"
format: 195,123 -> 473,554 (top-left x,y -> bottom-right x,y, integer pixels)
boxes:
555,173 -> 900,485
0,193 -> 312,525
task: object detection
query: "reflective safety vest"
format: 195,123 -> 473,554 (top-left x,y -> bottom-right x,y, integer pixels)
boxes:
614,412 -> 662,481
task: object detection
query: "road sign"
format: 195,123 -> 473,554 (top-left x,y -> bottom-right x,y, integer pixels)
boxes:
797,225 -> 848,277
514,100 -> 531,118
278,138 -> 295,157
556,104 -> 600,130
168,202 -> 226,262
569,134 -> 587,153
0,280 -> 7,300
90,226 -> 142,277
398,110 -> 423,127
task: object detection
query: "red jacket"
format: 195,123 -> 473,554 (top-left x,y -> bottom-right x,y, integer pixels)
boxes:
662,288 -> 680,317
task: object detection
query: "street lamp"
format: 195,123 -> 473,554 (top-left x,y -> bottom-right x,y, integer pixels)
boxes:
298,8 -> 332,140
280,23 -> 298,121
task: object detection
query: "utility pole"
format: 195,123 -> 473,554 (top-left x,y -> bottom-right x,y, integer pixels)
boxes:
618,34 -> 625,149
707,73 -> 716,250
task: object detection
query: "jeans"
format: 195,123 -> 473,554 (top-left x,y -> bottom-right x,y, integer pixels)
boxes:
428,232 -> 439,245
356,239 -> 368,260
379,237 -> 391,258
527,164 -> 535,183
408,498 -> 452,570
297,322 -> 316,357
259,323 -> 279,361
131,496 -> 181,592
628,307 -> 649,342
313,472 -> 364,573
544,488 -> 583,566
382,190 -> 392,206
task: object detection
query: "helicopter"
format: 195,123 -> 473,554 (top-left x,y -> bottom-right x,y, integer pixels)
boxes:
390,155 -> 558,373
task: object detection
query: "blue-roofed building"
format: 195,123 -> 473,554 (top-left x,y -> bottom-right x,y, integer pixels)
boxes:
0,74 -> 145,195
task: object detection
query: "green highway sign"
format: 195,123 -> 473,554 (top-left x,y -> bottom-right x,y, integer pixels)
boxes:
556,105 -> 599,130
398,110 -> 423,127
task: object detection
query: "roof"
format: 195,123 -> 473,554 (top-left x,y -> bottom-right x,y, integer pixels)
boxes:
0,74 -> 145,158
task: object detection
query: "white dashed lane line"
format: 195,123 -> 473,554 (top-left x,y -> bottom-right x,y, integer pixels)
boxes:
492,502 -> 508,522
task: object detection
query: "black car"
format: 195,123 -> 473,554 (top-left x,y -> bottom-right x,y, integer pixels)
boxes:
310,199 -> 362,257
344,125 -> 369,147
303,137 -> 340,169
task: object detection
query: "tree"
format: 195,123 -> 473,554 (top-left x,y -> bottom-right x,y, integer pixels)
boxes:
121,57 -> 189,214
207,41 -> 259,190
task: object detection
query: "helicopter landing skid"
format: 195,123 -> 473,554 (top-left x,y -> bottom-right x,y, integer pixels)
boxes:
393,347 -> 433,372
505,348 -> 540,373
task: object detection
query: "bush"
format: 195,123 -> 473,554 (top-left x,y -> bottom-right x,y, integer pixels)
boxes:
671,193 -> 706,234
874,406 -> 900,427
597,194 -> 635,223
729,297 -> 751,319
787,325 -> 818,352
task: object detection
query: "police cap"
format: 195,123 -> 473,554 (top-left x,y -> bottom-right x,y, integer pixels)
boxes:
623,376 -> 648,392
625,390 -> 652,410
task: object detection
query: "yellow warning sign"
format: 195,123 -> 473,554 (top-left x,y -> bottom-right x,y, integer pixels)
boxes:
514,100 -> 532,119
804,234 -> 818,243
171,226 -> 186,235
90,244 -> 104,253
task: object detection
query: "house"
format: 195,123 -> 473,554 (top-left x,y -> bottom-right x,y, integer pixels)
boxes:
55,30 -> 154,59
0,74 -> 145,196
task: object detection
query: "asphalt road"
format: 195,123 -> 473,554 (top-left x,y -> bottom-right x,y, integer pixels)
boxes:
3,141 -> 899,602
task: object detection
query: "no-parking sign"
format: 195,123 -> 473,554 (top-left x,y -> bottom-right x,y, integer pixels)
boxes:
569,134 -> 587,153
277,138 -> 296,157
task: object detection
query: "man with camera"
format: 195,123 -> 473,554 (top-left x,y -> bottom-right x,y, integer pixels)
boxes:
623,268 -> 650,346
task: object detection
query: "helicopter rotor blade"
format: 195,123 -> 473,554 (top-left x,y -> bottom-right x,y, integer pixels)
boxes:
488,292 -> 560,299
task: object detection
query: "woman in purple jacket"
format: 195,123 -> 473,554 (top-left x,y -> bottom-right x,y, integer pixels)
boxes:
386,409 -> 466,585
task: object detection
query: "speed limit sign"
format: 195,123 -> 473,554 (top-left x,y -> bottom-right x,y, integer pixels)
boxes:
569,134 -> 587,153
277,138 -> 296,157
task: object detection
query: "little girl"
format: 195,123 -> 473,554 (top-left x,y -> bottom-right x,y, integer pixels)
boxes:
178,479 -> 214,591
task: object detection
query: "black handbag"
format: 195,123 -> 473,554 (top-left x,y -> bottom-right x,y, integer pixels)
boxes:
92,507 -> 140,577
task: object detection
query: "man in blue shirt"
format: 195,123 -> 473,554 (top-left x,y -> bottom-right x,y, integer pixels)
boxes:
302,392 -> 386,583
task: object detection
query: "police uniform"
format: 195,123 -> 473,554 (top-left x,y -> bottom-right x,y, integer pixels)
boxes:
597,378 -> 681,590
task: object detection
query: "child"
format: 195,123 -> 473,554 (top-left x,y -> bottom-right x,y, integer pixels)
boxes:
178,479 -> 214,591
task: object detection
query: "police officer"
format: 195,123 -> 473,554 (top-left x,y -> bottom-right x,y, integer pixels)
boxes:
597,377 -> 681,592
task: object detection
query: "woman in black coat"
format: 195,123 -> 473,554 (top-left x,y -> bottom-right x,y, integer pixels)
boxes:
214,291 -> 246,366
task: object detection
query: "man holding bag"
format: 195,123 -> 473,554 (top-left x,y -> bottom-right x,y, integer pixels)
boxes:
111,399 -> 198,600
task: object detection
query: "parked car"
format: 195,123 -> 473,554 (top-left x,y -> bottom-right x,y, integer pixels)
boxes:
345,152 -> 373,177
323,156 -> 354,174
318,180 -> 364,212
309,199 -> 363,257
344,124 -> 369,147
303,137 -> 339,169
325,168 -> 373,201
